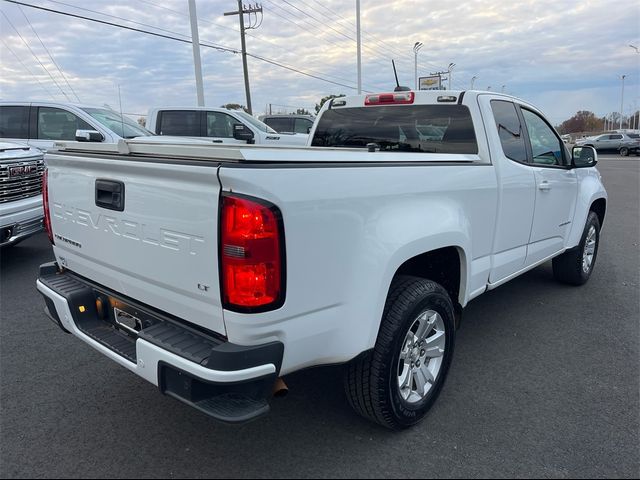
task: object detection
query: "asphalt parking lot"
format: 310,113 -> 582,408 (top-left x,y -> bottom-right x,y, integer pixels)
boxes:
1,155 -> 638,479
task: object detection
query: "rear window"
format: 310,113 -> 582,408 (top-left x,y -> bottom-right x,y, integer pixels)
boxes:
264,117 -> 292,133
311,105 -> 477,154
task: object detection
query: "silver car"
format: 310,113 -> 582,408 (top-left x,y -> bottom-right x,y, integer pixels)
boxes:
576,132 -> 639,155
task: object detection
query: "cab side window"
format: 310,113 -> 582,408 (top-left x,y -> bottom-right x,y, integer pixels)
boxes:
0,106 -> 30,138
37,107 -> 93,140
206,112 -> 235,138
521,109 -> 564,166
491,100 -> 527,162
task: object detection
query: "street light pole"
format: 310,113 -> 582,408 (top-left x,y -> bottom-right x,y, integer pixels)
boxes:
413,42 -> 423,90
188,0 -> 205,107
470,76 -> 477,89
620,74 -> 626,130
448,63 -> 455,90
356,0 -> 362,94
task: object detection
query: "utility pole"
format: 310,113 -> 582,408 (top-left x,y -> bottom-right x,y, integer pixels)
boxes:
470,76 -> 477,89
225,2 -> 263,114
356,0 -> 362,94
188,0 -> 205,106
620,74 -> 626,130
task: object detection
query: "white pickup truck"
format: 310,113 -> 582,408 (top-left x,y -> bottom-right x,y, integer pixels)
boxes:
37,91 -> 607,429
146,107 -> 309,146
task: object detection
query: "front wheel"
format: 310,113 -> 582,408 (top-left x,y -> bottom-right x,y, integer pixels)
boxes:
552,211 -> 601,285
344,276 -> 455,430
620,147 -> 629,156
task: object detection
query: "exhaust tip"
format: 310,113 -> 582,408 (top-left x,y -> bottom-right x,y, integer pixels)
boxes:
272,377 -> 289,398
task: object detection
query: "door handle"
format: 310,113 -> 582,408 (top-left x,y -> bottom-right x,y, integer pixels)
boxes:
95,179 -> 125,211
538,181 -> 551,191
212,140 -> 223,143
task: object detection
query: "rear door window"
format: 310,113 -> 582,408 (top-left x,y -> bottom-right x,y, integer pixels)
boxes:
0,106 -> 30,139
311,105 -> 477,154
490,100 -> 528,163
158,111 -> 201,136
37,107 -> 93,141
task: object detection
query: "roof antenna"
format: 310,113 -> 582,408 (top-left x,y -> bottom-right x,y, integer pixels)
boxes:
392,60 -> 411,92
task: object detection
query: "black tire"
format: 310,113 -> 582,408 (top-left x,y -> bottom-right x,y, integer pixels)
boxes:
620,147 -> 629,156
344,276 -> 455,430
552,211 -> 601,285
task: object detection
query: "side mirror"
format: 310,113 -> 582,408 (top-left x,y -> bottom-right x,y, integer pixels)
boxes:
76,129 -> 104,142
572,146 -> 598,168
307,126 -> 312,134
232,123 -> 255,143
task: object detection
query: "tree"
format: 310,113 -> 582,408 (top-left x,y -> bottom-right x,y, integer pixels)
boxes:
296,108 -> 311,115
556,111 -> 603,134
137,117 -> 146,127
221,103 -> 249,113
315,94 -> 345,114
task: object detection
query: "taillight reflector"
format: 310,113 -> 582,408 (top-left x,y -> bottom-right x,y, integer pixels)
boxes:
42,168 -> 54,244
365,92 -> 415,106
220,194 -> 284,311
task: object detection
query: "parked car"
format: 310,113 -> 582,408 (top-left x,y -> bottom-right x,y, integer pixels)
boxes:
0,101 -> 154,150
37,90 -> 606,430
561,134 -> 572,144
258,114 -> 315,134
575,132 -> 639,154
0,142 -> 44,247
148,107 -> 309,146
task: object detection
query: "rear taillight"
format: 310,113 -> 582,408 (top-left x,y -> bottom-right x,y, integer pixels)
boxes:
365,92 -> 415,105
220,194 -> 285,311
42,168 -> 54,244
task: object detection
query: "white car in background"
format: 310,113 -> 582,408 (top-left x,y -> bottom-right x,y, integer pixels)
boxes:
0,101 -> 154,151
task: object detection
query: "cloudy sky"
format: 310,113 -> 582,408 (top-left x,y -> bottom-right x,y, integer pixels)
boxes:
1,0 -> 639,125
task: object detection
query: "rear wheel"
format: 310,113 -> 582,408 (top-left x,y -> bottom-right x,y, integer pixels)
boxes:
620,147 -> 629,156
552,211 -> 601,285
344,276 -> 455,430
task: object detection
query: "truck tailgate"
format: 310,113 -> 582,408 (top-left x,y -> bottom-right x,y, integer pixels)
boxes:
46,153 -> 226,336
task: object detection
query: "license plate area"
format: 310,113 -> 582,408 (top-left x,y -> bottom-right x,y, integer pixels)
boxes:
113,307 -> 143,336
106,298 -> 159,339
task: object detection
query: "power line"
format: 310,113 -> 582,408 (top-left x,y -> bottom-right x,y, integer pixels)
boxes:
35,0 -> 371,90
17,4 -> 81,102
3,0 -> 366,92
132,0 -> 360,87
262,0 -> 408,79
1,9 -> 71,100
1,37 -> 58,99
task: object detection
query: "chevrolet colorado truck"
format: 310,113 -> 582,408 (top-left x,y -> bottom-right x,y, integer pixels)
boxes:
37,91 -> 607,429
